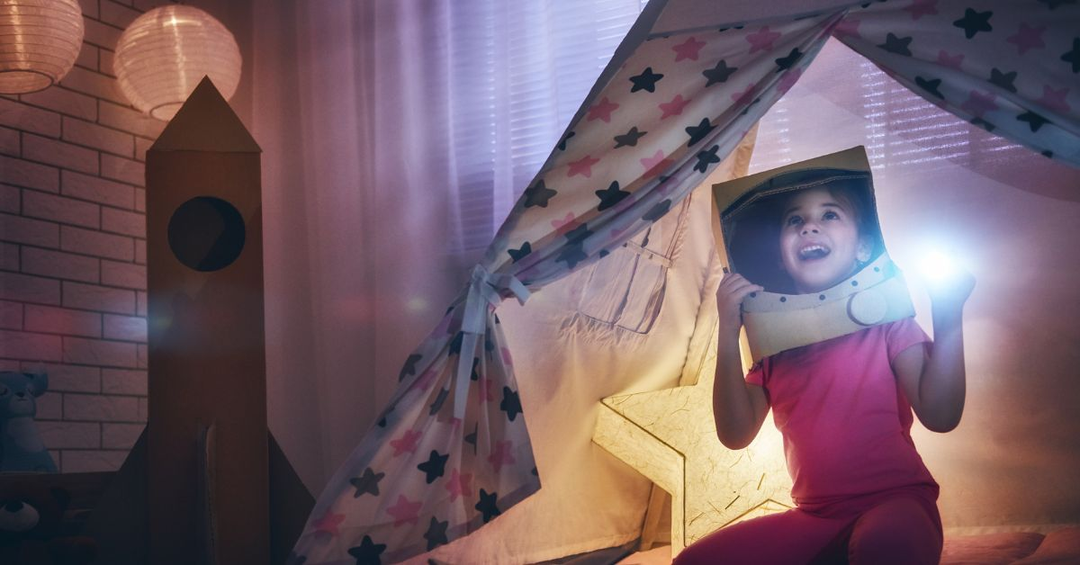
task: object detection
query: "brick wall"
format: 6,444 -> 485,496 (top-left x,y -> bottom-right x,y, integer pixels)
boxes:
0,0 -> 180,473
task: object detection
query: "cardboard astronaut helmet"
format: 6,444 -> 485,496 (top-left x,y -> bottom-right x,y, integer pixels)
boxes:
711,146 -> 916,362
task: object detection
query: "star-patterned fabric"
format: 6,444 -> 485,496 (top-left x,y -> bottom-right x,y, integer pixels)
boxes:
291,2 -> 1078,563
837,0 -> 1080,166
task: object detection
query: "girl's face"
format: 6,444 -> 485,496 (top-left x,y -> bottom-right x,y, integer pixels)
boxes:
779,187 -> 870,293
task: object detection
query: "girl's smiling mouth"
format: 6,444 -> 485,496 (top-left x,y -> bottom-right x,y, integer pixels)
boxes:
799,244 -> 831,260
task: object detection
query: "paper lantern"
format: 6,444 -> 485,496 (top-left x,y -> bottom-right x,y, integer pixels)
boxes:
114,5 -> 241,121
593,327 -> 793,556
0,0 -> 84,94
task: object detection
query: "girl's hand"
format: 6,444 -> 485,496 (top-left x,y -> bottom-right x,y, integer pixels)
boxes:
716,271 -> 763,340
926,266 -> 976,319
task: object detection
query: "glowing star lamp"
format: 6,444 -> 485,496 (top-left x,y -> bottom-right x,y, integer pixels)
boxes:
920,249 -> 958,281
593,327 -> 793,556
0,0 -> 84,94
113,5 -> 241,121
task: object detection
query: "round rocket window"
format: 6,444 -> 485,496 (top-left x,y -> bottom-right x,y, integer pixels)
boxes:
167,196 -> 246,272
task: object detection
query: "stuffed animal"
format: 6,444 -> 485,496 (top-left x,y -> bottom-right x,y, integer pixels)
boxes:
0,371 -> 58,472
0,482 -> 97,565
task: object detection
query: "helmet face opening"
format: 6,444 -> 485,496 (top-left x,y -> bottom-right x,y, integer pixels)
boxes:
721,169 -> 884,294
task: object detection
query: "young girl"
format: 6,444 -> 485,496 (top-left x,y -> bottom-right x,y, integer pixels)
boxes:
676,174 -> 975,564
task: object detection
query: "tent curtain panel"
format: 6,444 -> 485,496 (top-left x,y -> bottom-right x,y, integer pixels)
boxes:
291,1 -> 1079,563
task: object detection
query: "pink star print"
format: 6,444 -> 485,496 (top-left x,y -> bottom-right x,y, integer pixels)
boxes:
1006,23 -> 1046,56
960,90 -> 998,117
389,429 -> 422,457
832,18 -> 861,40
410,368 -> 438,392
500,347 -> 514,366
488,440 -> 516,473
746,26 -> 781,54
444,469 -> 474,502
672,36 -> 706,62
587,97 -> 619,122
731,84 -> 757,106
936,50 -> 964,70
658,94 -> 691,119
312,511 -> 346,537
475,377 -> 497,403
904,0 -> 938,20
640,150 -> 673,179
550,212 -> 575,231
567,155 -> 600,178
1037,85 -> 1071,114
386,495 -> 422,528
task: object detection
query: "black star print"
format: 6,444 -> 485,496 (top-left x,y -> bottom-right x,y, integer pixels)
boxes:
988,68 -> 1017,93
1037,0 -> 1076,9
953,8 -> 992,39
471,356 -> 481,380
557,243 -> 588,269
398,354 -> 422,382
508,242 -> 531,263
914,76 -> 944,99
349,467 -> 385,498
685,118 -> 716,147
643,199 -> 672,222
465,423 -> 478,454
377,416 -> 387,428
629,67 -> 664,93
347,535 -> 386,565
598,249 -> 610,258
970,117 -> 996,132
702,60 -> 738,86
557,130 -> 575,151
1062,38 -> 1080,73
476,489 -> 501,523
449,332 -> 464,355
565,223 -> 593,243
693,145 -> 721,173
613,127 -> 647,148
484,329 -> 495,352
879,33 -> 913,56
774,48 -> 804,71
500,386 -> 523,422
1041,150 -> 1054,158
423,517 -> 450,550
1017,111 -> 1050,132
429,387 -> 450,416
523,179 -> 557,208
595,181 -> 631,211
417,450 -> 449,484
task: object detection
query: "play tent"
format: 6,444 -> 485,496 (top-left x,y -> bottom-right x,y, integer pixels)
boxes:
272,0 -> 1080,562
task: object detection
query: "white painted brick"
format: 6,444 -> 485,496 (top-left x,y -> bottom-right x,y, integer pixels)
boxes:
134,137 -> 152,162
100,1 -> 140,29
63,393 -> 139,421
22,190 -> 100,229
35,392 -> 62,419
62,336 -> 138,368
0,212 -> 60,247
74,42 -> 98,71
101,207 -> 145,237
102,422 -> 144,449
38,420 -> 100,449
25,304 -> 102,338
77,0 -> 98,18
137,396 -> 147,421
63,117 -> 134,157
98,49 -> 115,78
101,260 -> 145,289
134,239 -> 145,265
81,17 -> 122,51
61,170 -> 135,209
102,368 -> 146,395
58,66 -> 126,106
136,291 -> 146,316
22,362 -> 100,393
0,155 -> 59,192
0,242 -> 18,270
0,329 -> 61,361
0,300 -> 21,329
62,281 -> 135,314
103,314 -> 145,342
21,246 -> 100,283
137,343 -> 147,369
0,272 -> 60,305
61,225 -> 134,261
0,125 -> 18,156
23,134 -> 99,175
99,101 -> 165,139
101,155 -> 144,187
134,188 -> 145,212
20,87 -> 98,121
0,97 -> 60,137
0,184 -> 19,213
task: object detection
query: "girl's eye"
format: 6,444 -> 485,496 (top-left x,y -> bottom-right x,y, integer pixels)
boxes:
786,215 -> 802,226
823,211 -> 839,220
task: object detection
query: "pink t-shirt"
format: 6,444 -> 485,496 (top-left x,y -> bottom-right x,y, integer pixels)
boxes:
746,317 -> 938,505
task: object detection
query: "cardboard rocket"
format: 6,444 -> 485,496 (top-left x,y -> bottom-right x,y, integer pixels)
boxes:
711,146 -> 916,361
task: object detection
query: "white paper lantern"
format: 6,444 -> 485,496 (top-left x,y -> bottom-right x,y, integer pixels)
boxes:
0,0 -> 85,94
114,5 -> 241,121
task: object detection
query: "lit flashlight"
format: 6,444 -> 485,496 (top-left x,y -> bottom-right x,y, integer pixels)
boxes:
920,249 -> 957,282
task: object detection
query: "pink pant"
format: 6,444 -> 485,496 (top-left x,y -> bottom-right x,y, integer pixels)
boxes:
673,491 -> 943,565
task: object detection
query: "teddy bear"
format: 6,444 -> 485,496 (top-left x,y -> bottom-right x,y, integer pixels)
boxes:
0,371 -> 58,472
0,481 -> 97,565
